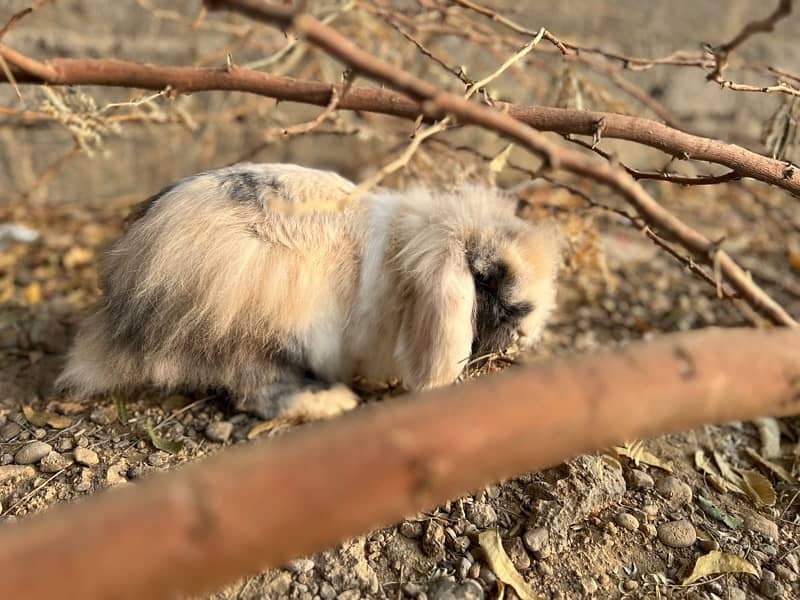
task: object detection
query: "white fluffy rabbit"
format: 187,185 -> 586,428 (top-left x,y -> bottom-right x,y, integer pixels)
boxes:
57,163 -> 562,420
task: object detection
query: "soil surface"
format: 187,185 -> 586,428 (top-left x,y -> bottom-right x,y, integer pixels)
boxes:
2,178 -> 799,600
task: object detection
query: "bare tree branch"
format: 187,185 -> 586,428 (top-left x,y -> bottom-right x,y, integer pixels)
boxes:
0,327 -> 798,600
1,44 -> 799,196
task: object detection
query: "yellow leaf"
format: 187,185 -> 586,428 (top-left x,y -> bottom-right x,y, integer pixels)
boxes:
614,441 -> 673,472
63,246 -> 94,269
694,450 -> 737,493
682,551 -> 758,585
247,417 -> 302,439
737,468 -> 777,507
23,282 -> 42,305
743,447 -> 795,483
22,405 -> 74,429
478,530 -> 541,600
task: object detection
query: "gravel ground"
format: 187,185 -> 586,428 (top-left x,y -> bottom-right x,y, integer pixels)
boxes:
1,179 -> 800,600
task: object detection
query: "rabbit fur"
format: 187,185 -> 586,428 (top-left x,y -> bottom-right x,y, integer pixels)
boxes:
57,163 -> 562,420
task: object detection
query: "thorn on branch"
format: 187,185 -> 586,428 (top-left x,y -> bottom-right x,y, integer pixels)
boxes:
592,117 -> 605,149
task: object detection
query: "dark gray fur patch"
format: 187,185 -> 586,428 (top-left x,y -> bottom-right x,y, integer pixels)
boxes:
126,181 -> 179,224
468,243 -> 533,356
219,170 -> 283,207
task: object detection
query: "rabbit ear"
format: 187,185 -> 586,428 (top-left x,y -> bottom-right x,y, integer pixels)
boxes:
395,250 -> 475,391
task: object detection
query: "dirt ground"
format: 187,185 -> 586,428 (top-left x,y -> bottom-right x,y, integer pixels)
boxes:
2,176 -> 800,599
2,2 -> 800,599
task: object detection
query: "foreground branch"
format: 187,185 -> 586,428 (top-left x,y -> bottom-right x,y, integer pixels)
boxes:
1,45 -> 799,197
0,328 -> 798,600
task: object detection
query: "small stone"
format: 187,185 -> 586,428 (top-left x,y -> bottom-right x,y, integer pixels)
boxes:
451,535 -> 470,553
89,406 -> 116,426
642,504 -> 659,519
287,558 -> 315,574
522,527 -> 550,559
657,519 -> 696,548
55,437 -> 74,452
626,469 -> 654,490
622,580 -> 639,592
537,561 -> 553,577
0,422 -> 21,442
760,571 -> 784,599
403,582 -> 423,596
319,582 -> 336,600
775,565 -> 797,583
741,510 -> 779,540
422,520 -> 446,560
655,476 -> 692,506
458,557 -> 471,579
73,467 -> 93,493
400,521 -> 423,539
504,536 -> 530,571
697,537 -> 719,552
147,452 -> 166,467
32,428 -> 46,440
337,590 -> 360,600
466,502 -> 497,529
762,544 -> 778,557
0,464 -> 36,483
39,451 -> 72,473
580,577 -> 598,595
106,462 -> 128,486
205,421 -> 233,443
728,587 -> 747,600
73,447 -> 99,467
428,578 -> 484,600
478,565 -> 496,587
614,512 -> 639,531
14,441 -> 52,465
0,454 -> 12,465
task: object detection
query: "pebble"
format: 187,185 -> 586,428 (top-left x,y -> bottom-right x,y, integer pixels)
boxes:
614,512 -> 639,531
728,588 -> 747,600
760,570 -> 784,598
522,527 -> 550,559
422,520 -> 445,559
626,469 -> 654,490
775,565 -> 797,583
457,557 -> 471,579
147,452 -> 166,467
39,451 -> 72,473
56,437 -> 74,452
337,590 -> 360,600
205,421 -> 233,443
0,465 -> 35,483
504,536 -> 530,571
622,580 -> 639,592
14,441 -> 52,465
400,521 -> 423,539
0,422 -> 21,442
106,462 -> 128,486
466,502 -> 497,529
742,510 -> 779,540
89,407 -> 116,426
427,579 -> 484,600
655,476 -> 692,506
319,582 -> 336,600
287,558 -> 314,574
537,561 -> 553,577
403,582 -> 423,596
451,535 -> 470,553
0,453 -> 12,466
73,468 -> 93,493
33,428 -> 46,440
73,447 -> 99,467
580,577 -> 598,595
657,519 -> 696,548
478,565 -> 496,587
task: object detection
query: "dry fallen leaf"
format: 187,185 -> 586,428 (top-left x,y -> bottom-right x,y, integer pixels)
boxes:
478,530 -> 541,600
247,417 -> 302,439
754,417 -> 782,459
63,246 -> 94,269
145,419 -> 184,455
23,281 -> 42,305
53,401 -> 86,415
694,450 -> 736,493
743,447 -> 795,483
682,551 -> 759,585
22,405 -> 73,429
713,451 -> 744,489
614,440 -> 673,472
737,468 -> 777,507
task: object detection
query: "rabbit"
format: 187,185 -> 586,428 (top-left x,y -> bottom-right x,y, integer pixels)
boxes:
56,162 -> 562,421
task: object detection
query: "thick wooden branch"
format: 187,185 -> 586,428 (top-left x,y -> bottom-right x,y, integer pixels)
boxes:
0,328 -> 798,600
1,45 -> 799,198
